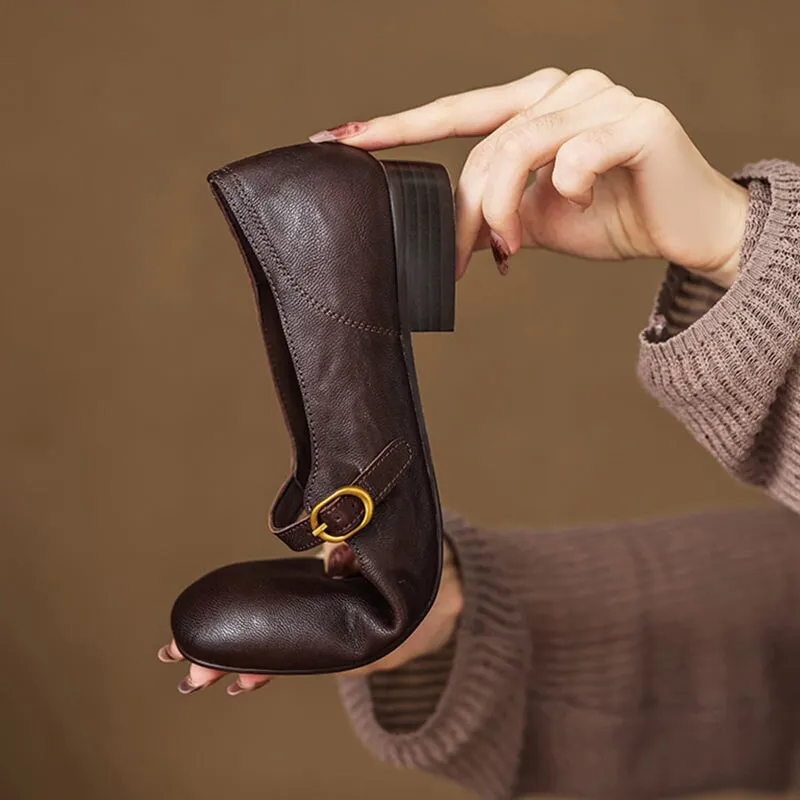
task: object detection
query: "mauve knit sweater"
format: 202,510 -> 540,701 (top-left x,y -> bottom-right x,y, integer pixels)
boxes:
336,160 -> 800,799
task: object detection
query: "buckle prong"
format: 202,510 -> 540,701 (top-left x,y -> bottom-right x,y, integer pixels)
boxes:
310,486 -> 374,543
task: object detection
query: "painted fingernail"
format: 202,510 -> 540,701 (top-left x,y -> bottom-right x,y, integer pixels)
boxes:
309,122 -> 366,143
157,645 -> 180,663
490,232 -> 510,276
227,679 -> 271,697
177,677 -> 205,695
326,543 -> 358,578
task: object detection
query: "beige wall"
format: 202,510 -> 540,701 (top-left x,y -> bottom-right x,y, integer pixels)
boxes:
1,0 -> 796,797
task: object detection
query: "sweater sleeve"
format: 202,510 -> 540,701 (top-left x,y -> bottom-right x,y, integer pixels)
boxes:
339,507 -> 800,799
638,160 -> 800,511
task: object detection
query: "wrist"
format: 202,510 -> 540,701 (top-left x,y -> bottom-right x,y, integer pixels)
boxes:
425,540 -> 463,653
696,178 -> 749,288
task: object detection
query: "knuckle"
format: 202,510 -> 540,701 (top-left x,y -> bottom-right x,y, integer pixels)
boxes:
565,127 -> 612,163
518,67 -> 568,96
481,197 -> 506,228
464,141 -> 491,172
639,99 -> 675,131
606,84 -> 635,105
526,108 -> 564,132
569,68 -> 613,90
555,129 -> 611,186
583,125 -> 614,148
556,145 -> 584,175
496,128 -> 528,158
529,66 -> 568,84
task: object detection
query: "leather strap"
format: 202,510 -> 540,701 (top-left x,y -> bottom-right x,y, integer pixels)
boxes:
269,439 -> 413,552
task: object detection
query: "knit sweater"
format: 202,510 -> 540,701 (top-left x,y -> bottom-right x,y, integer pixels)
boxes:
337,160 -> 800,799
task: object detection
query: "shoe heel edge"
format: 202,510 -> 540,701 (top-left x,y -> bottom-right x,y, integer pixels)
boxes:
381,161 -> 456,333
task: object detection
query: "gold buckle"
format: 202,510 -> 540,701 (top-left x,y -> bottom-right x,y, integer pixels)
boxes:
310,486 -> 374,543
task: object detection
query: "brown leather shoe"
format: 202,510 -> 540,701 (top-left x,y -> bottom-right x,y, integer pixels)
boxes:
169,143 -> 455,674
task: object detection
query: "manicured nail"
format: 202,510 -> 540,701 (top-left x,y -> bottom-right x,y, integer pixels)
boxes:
177,677 -> 205,695
489,232 -> 510,276
227,679 -> 271,697
309,122 -> 365,143
157,645 -> 180,663
326,543 -> 358,578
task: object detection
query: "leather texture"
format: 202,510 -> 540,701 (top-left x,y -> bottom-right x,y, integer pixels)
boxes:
170,143 -> 444,674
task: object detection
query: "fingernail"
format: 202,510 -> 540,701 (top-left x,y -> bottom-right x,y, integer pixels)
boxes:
227,679 -> 271,697
567,199 -> 587,211
177,677 -> 205,695
326,543 -> 358,578
309,122 -> 365,143
157,645 -> 180,663
489,232 -> 510,276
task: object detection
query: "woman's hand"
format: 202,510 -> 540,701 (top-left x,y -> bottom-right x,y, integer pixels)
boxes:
310,68 -> 749,287
157,542 -> 463,695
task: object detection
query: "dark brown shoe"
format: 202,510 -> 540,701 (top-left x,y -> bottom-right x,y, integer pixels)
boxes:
169,143 -> 455,674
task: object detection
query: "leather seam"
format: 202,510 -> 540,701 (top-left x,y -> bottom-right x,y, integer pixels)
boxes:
224,168 -> 401,338
215,173 -> 322,507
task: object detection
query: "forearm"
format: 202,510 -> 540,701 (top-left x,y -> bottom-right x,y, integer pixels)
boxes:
340,508 -> 800,800
516,506 -> 800,798
338,513 -> 532,800
639,161 -> 800,510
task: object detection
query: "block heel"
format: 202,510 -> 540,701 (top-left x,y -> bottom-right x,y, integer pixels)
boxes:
381,161 -> 456,332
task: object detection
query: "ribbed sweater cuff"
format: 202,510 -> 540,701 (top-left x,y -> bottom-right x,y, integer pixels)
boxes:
638,160 -> 800,485
337,515 -> 531,800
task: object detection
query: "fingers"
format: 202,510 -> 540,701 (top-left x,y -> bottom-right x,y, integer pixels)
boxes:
227,674 -> 272,697
320,542 -> 360,578
180,664 -> 272,697
481,86 -> 638,251
311,68 -> 568,151
454,174 -> 489,278
311,67 -> 636,276
179,664 -> 225,695
157,640 -> 184,663
455,69 -> 618,271
157,639 -> 273,696
550,112 -> 647,207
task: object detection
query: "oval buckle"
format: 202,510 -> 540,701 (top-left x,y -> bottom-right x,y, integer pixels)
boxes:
309,486 -> 374,544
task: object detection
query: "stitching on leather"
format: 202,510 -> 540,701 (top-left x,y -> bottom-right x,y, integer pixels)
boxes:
277,439 -> 412,546
259,312 -> 299,477
311,439 -> 409,532
276,531 -> 320,551
215,172 -> 322,507
225,169 -> 400,338
362,440 -> 414,503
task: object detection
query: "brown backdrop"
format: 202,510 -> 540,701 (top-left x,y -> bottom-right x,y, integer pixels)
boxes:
1,1 -> 796,798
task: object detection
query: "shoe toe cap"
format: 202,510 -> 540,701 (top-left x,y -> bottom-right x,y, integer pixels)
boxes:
170,558 -> 390,673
